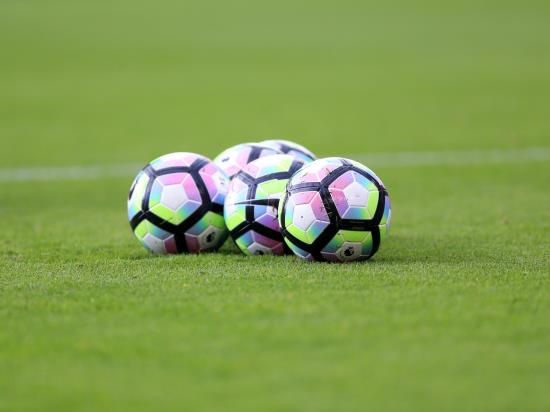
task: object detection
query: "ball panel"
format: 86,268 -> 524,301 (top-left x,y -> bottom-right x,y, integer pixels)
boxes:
260,139 -> 316,163
283,239 -> 314,261
133,220 -> 175,254
148,173 -> 203,225
255,179 -> 287,200
185,211 -> 228,252
289,158 -> 342,184
379,196 -> 392,241
321,230 -> 373,262
329,171 -> 379,220
253,204 -> 279,231
281,191 -> 330,245
198,163 -> 228,205
214,143 -> 280,179
150,152 -> 202,171
128,172 -> 149,220
348,159 -> 384,184
223,177 -> 249,231
233,230 -> 284,256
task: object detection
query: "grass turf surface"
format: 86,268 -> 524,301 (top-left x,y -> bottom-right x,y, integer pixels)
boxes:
1,0 -> 549,411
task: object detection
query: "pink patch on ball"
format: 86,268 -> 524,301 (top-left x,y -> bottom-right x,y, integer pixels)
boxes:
252,231 -> 283,253
164,236 -> 178,254
185,234 -> 200,253
157,172 -> 186,186
292,191 -> 317,205
182,174 -> 202,202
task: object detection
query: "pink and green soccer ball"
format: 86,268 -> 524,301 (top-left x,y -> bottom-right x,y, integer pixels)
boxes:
260,139 -> 316,164
278,157 -> 391,262
224,154 -> 305,256
213,142 -> 281,180
128,152 -> 229,254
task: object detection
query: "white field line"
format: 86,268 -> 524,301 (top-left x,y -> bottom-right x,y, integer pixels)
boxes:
0,147 -> 548,182
352,146 -> 550,167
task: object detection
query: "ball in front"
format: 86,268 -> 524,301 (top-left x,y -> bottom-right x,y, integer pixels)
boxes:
213,142 -> 281,180
278,157 -> 391,262
224,154 -> 305,255
260,139 -> 316,163
128,152 -> 229,254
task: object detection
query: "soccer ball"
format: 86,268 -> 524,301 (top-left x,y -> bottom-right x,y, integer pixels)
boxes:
128,152 -> 229,254
260,139 -> 316,163
278,157 -> 391,262
224,154 -> 305,255
214,142 -> 281,179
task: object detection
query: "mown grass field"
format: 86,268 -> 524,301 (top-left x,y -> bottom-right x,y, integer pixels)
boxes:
1,0 -> 549,411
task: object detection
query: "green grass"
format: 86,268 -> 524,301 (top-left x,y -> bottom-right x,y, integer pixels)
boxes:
1,0 -> 549,411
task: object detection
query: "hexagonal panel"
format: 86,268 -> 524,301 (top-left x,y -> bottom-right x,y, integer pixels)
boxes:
284,239 -> 314,261
329,171 -> 380,220
149,174 -> 203,225
343,181 -> 369,207
321,230 -> 373,262
336,241 -> 363,261
185,211 -> 228,252
247,242 -> 273,255
133,220 -> 175,254
234,230 -> 283,256
160,184 -> 189,211
142,233 -> 167,254
254,204 -> 279,232
282,191 -> 330,245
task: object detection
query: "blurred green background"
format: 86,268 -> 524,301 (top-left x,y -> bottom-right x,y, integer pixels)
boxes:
1,0 -> 548,166
1,1 -> 549,411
